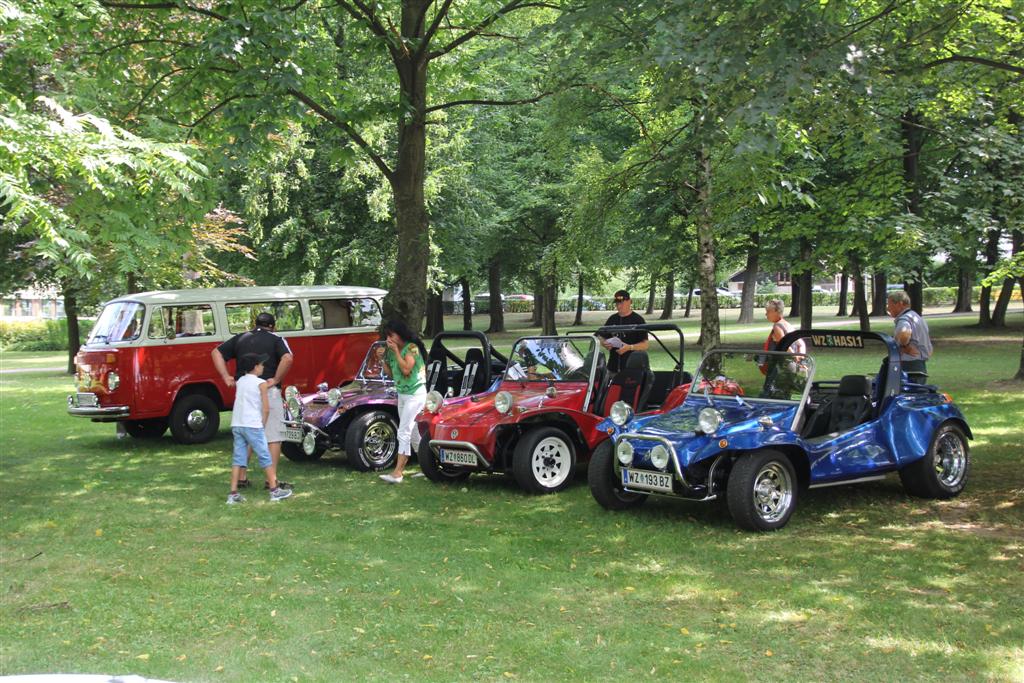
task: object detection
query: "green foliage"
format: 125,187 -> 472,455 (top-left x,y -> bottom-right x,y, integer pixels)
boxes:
0,318 -> 94,351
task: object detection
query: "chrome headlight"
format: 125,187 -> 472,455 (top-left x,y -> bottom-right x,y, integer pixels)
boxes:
287,395 -> 302,417
494,391 -> 514,415
284,385 -> 300,401
317,382 -> 329,393
698,407 -> 723,434
425,390 -> 444,413
327,387 -> 343,407
301,430 -> 317,455
616,439 -> 634,465
649,444 -> 669,470
609,401 -> 633,426
107,371 -> 120,391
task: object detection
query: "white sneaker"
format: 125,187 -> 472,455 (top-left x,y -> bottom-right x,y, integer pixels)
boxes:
379,473 -> 404,484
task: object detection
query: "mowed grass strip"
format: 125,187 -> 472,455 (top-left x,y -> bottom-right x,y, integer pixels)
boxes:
1,319 -> 1021,681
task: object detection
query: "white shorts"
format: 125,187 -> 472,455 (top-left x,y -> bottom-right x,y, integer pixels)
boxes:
264,386 -> 285,443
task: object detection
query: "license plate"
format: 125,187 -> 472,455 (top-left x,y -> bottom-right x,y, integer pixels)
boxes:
76,393 -> 98,408
439,448 -> 476,466
283,426 -> 303,443
622,468 -> 673,493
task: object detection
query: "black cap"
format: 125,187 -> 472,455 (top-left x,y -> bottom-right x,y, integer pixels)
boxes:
255,312 -> 276,328
614,289 -> 630,301
239,352 -> 269,374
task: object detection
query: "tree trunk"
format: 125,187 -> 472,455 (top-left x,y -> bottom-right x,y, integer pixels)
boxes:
382,5 -> 431,330
573,271 -> 584,326
789,277 -> 800,318
423,290 -> 444,338
871,271 -> 888,316
979,228 -> 1000,327
737,232 -> 759,324
645,273 -> 656,315
530,274 -> 543,327
905,274 -> 923,314
541,273 -> 558,335
992,230 -> 1021,327
838,264 -> 849,317
659,270 -> 675,320
459,277 -> 472,331
695,144 -> 719,351
1017,330 -> 1024,381
953,265 -> 974,313
850,254 -> 870,332
684,282 -> 694,318
62,281 -> 81,375
486,259 -> 504,333
799,238 -> 812,330
901,109 -> 925,315
126,271 -> 141,294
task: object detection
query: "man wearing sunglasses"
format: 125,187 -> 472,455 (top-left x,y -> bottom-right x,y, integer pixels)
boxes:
600,290 -> 649,373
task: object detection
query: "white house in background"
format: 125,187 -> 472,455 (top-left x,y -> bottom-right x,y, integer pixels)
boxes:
725,270 -> 857,295
1,286 -> 64,320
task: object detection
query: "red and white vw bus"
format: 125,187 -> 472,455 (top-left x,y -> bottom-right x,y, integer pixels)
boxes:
67,285 -> 386,444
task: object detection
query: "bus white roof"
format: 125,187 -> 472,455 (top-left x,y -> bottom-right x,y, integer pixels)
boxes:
105,285 -> 388,306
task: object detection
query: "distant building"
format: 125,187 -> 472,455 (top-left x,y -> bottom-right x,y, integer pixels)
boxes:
1,286 -> 64,320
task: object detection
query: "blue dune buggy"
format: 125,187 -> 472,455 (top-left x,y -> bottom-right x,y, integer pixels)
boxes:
588,329 -> 972,531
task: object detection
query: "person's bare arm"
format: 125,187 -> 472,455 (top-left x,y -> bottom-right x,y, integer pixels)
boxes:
270,353 -> 294,387
211,349 -> 236,387
617,339 -> 650,355
259,381 -> 270,425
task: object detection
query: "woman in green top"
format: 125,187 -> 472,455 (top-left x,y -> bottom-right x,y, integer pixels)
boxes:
378,319 -> 427,484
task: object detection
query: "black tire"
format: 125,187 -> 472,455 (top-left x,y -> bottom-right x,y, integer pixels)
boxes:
898,423 -> 970,499
417,437 -> 471,483
281,438 -> 326,462
726,450 -> 798,532
588,440 -> 648,510
123,418 -> 168,439
169,393 -> 220,444
512,427 -> 576,494
344,410 -> 399,471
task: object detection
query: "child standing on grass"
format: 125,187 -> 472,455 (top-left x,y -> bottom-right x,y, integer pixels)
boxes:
227,353 -> 293,504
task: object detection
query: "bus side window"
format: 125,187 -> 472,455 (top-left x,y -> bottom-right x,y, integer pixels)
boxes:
310,299 -> 352,329
147,307 -> 165,339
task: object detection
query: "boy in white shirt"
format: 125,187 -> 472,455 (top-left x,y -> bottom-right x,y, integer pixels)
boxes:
228,353 -> 293,503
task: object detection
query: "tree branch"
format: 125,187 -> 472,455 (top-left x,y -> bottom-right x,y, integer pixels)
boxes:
416,0 -> 456,61
428,0 -> 556,60
286,88 -> 394,182
919,54 -> 1024,76
98,0 -> 229,21
335,0 -> 387,37
425,91 -> 555,113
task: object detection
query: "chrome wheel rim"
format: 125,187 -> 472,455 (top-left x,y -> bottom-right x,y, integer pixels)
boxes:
363,420 -> 397,465
186,409 -> 208,432
752,462 -> 793,524
935,432 -> 967,488
531,437 -> 572,489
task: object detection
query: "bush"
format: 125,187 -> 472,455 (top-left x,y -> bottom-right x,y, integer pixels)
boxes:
0,319 -> 94,351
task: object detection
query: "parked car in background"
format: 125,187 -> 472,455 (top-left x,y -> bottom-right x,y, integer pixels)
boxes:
67,286 -> 384,444
589,329 -> 971,531
282,331 -> 506,469
691,287 -> 739,300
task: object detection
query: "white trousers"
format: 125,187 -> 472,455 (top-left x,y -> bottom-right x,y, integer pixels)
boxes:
397,390 -> 426,456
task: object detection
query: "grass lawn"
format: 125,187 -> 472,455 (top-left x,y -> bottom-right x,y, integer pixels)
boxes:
1,315 -> 1022,681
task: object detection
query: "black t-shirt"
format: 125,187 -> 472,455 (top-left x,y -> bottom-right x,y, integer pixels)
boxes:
602,311 -> 648,372
216,328 -> 292,380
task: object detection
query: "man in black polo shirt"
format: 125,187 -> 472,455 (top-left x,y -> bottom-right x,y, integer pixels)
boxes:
212,312 -> 294,489
601,290 -> 649,373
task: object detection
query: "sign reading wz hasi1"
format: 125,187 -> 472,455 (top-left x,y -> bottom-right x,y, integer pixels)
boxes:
810,333 -> 865,349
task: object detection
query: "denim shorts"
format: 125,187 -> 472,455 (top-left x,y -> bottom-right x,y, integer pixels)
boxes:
232,427 -> 273,468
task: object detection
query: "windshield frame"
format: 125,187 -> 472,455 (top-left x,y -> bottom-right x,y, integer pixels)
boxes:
86,301 -> 145,345
685,349 -> 816,416
356,340 -> 394,385
503,335 -> 597,385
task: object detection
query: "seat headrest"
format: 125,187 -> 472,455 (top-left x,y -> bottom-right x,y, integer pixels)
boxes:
463,347 -> 485,364
428,344 -> 447,362
838,375 -> 871,396
624,350 -> 650,370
